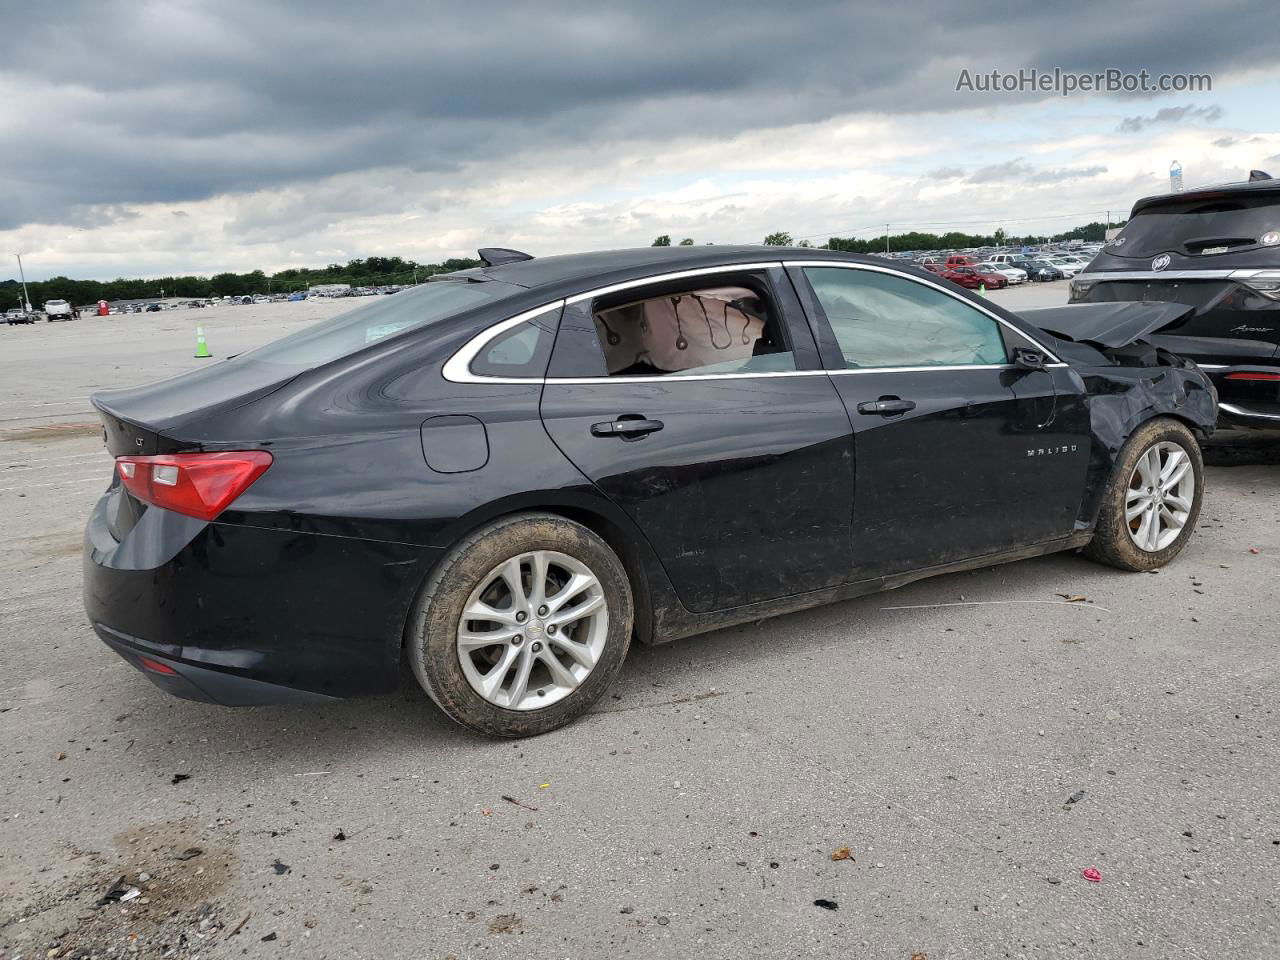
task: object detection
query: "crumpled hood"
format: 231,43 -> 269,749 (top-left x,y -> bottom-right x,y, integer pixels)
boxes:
1020,302 -> 1196,348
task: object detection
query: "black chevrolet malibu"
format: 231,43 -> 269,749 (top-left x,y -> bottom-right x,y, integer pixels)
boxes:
85,246 -> 1217,736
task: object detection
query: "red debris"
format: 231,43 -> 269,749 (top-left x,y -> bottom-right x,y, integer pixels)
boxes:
1082,867 -> 1103,883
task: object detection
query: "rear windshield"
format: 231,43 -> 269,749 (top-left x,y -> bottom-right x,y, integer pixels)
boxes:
238,278 -> 520,367
1115,194 -> 1280,257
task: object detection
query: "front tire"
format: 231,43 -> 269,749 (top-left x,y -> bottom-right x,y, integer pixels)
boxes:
408,512 -> 633,737
1085,417 -> 1203,571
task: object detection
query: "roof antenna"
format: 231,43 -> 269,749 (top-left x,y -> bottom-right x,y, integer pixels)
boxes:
1248,169 -> 1273,181
478,247 -> 535,267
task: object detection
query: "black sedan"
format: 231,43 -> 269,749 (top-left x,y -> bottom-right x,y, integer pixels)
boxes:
84,246 -> 1216,736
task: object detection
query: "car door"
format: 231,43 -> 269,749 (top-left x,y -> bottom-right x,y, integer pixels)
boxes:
790,262 -> 1091,581
539,265 -> 856,614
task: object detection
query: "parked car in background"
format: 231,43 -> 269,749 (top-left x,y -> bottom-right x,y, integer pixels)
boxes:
44,299 -> 75,322
6,307 -> 35,325
945,254 -> 981,268
1045,257 -> 1084,278
943,265 -> 1007,290
83,244 -> 1216,736
1012,258 -> 1064,282
978,261 -> 1027,284
1071,172 -> 1280,433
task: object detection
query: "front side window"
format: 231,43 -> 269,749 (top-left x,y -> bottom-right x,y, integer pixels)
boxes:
804,267 -> 1009,369
583,280 -> 796,377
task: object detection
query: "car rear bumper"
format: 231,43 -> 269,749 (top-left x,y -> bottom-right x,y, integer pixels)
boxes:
83,490 -> 438,704
93,623 -> 339,704
1199,366 -> 1280,431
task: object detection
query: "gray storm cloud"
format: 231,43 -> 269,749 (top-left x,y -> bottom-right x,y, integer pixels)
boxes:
0,0 -> 1272,231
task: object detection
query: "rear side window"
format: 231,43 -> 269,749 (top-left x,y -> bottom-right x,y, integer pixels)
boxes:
804,267 -> 1009,368
469,306 -> 559,378
1114,194 -> 1280,257
240,279 -> 520,368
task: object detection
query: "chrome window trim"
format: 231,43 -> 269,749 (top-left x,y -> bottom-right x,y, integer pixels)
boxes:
782,259 -> 1063,364
442,300 -> 567,384
563,263 -> 781,305
443,259 -> 1066,384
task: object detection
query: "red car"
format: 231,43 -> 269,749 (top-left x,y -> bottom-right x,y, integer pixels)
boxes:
941,265 -> 1007,290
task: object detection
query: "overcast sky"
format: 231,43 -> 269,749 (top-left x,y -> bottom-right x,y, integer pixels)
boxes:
3,0 -> 1279,281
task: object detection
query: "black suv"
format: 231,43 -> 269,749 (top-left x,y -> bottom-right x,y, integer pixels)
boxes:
1071,176 -> 1280,432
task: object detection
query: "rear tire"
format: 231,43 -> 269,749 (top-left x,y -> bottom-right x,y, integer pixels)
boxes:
1085,417 -> 1203,571
408,512 -> 633,737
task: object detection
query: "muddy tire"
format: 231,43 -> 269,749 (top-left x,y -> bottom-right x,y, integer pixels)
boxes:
1085,417 -> 1203,571
408,512 -> 633,737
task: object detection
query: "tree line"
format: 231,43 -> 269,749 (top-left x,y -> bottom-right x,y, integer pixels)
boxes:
0,255 -> 481,308
4,220 -> 1120,308
653,221 -> 1121,252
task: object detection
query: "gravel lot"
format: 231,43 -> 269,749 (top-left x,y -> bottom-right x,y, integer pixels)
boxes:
1,286 -> 1278,959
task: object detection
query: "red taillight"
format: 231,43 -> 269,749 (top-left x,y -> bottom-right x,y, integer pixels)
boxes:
115,451 -> 273,521
137,656 -> 177,675
1225,371 -> 1280,381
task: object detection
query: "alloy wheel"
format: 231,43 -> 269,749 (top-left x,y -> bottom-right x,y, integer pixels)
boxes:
1125,441 -> 1195,552
456,550 -> 609,710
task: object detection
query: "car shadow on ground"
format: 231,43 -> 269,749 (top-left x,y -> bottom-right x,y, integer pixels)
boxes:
107,546 -> 1115,781
1203,438 -> 1280,467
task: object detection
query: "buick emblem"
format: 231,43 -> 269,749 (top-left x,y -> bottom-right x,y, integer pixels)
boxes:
1262,231 -> 1279,246
1151,254 -> 1171,271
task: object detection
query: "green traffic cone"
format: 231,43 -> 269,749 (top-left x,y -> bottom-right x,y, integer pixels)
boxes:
194,324 -> 211,358
978,283 -> 986,297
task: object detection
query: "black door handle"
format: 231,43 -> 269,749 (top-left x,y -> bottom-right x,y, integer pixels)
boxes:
590,418 -> 665,439
856,398 -> 916,416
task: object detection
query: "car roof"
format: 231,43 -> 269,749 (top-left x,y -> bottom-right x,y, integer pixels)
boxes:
435,245 -> 878,295
1132,177 -> 1280,216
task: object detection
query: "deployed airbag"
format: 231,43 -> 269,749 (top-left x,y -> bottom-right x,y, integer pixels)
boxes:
594,287 -> 764,373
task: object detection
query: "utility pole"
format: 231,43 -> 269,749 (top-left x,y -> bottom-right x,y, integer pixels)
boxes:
15,253 -> 32,312
884,224 -> 890,256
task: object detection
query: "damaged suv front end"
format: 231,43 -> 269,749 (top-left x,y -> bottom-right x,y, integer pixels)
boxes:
1070,177 -> 1280,433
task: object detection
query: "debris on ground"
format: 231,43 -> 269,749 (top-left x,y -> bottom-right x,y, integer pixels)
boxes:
271,859 -> 291,875
93,876 -> 137,908
813,898 -> 839,910
501,794 -> 538,811
1065,790 -> 1086,806
261,931 -> 278,941
488,914 -> 523,934
830,846 -> 852,861
227,911 -> 252,938
333,829 -> 347,841
1082,867 -> 1103,883
1056,594 -> 1088,603
171,773 -> 191,784
174,847 -> 203,861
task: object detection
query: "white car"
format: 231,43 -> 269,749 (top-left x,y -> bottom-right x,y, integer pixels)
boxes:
978,261 -> 1027,284
43,299 -> 75,321
1045,258 -> 1084,278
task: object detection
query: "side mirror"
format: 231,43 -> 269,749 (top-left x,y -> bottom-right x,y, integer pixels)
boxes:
1013,347 -> 1047,371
